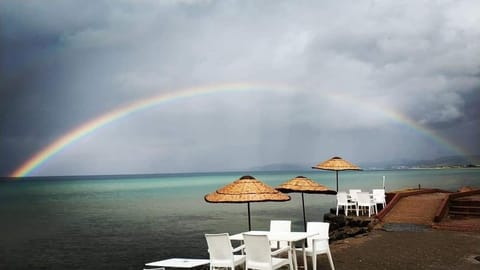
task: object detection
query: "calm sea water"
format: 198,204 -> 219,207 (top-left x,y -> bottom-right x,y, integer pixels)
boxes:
0,169 -> 478,270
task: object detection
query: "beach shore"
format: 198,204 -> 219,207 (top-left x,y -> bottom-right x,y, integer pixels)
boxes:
312,229 -> 480,270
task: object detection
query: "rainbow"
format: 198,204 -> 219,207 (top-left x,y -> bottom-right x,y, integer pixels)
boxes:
10,82 -> 471,177
10,82 -> 289,177
325,92 -> 470,158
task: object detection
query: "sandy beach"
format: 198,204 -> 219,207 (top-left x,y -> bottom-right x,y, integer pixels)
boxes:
311,229 -> 480,270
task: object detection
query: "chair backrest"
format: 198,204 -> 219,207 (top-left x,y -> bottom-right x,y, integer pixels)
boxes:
243,233 -> 272,269
336,192 -> 349,204
205,233 -> 234,262
357,192 -> 372,205
349,189 -> 361,201
269,220 -> 291,248
270,220 -> 291,233
372,189 -> 386,202
306,222 -> 330,251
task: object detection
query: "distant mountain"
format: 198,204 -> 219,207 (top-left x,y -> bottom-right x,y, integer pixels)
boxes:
361,155 -> 480,169
249,163 -> 310,171
252,155 -> 480,172
423,155 -> 480,165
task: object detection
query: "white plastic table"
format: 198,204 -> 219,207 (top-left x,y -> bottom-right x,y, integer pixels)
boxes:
145,258 -> 210,270
230,231 -> 318,270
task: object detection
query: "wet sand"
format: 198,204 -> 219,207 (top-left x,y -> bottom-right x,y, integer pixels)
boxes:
311,229 -> 480,270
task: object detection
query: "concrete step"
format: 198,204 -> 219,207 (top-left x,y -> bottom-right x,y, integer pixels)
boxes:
449,210 -> 480,216
451,200 -> 480,207
450,205 -> 480,212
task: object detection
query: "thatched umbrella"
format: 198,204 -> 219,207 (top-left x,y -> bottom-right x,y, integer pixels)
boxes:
204,175 -> 291,231
276,176 -> 336,231
312,156 -> 362,192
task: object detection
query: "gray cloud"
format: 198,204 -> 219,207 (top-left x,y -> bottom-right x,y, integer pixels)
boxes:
1,0 -> 479,176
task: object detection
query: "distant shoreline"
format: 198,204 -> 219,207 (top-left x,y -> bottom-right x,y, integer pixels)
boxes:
1,166 -> 479,181
388,165 -> 480,170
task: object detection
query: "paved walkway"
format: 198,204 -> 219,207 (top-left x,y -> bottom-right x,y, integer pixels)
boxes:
434,217 -> 480,231
313,189 -> 480,269
382,192 -> 448,225
323,230 -> 480,270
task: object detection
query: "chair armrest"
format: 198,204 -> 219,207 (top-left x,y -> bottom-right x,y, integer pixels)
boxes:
271,246 -> 290,256
232,244 -> 245,253
311,237 -> 329,243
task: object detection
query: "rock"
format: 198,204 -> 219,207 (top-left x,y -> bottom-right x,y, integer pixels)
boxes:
323,213 -> 335,221
330,229 -> 347,241
324,213 -> 347,230
344,227 -> 369,237
323,211 -> 374,242
347,217 -> 371,227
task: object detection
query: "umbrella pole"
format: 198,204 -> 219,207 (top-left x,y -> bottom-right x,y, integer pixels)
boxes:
301,192 -> 306,232
247,202 -> 251,231
336,171 -> 339,192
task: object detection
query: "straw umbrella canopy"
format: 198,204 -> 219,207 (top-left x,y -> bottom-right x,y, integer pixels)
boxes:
312,156 -> 362,191
204,175 -> 291,231
276,176 -> 336,231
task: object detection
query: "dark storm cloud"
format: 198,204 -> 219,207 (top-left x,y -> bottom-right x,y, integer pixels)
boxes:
1,0 -> 479,176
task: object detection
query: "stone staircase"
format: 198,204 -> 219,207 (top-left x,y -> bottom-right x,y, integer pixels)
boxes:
448,194 -> 480,218
432,189 -> 480,231
375,188 -> 480,231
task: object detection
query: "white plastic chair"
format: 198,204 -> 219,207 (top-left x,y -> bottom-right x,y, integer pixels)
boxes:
356,192 -> 377,217
372,189 -> 386,208
297,222 -> 335,270
348,189 -> 362,203
269,220 -> 291,249
205,233 -> 246,270
243,233 -> 293,270
336,192 -> 356,216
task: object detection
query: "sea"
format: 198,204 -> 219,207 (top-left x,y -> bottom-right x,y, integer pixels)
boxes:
0,169 -> 479,270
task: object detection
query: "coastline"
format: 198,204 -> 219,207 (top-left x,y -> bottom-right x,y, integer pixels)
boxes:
307,183 -> 480,270
319,229 -> 480,270
1,170 -> 479,270
315,186 -> 480,269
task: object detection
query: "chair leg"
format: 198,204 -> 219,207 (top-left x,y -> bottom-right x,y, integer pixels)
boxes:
287,245 -> 294,270
302,246 -> 307,270
312,255 -> 317,270
327,250 -> 335,270
336,205 -> 339,215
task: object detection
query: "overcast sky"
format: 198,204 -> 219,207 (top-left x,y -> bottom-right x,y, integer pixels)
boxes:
1,0 -> 479,176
